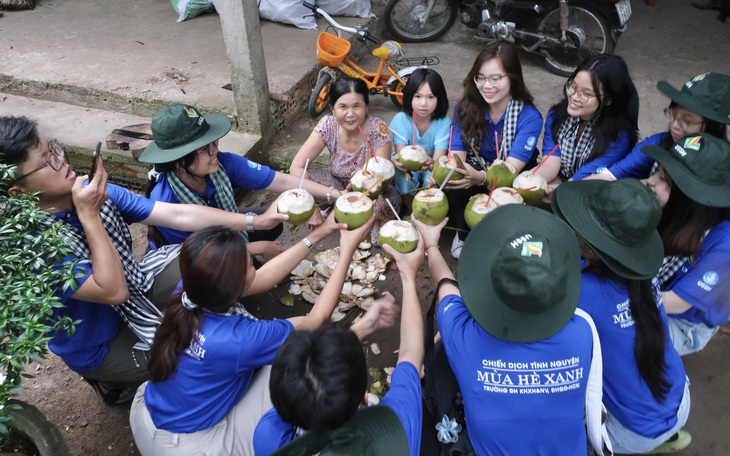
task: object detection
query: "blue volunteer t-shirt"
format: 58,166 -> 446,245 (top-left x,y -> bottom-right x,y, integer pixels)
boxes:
438,294 -> 592,456
606,132 -> 667,180
144,313 -> 294,433
542,110 -> 632,181
48,183 -> 156,373
253,361 -> 423,456
149,152 -> 276,245
665,220 -> 730,327
390,112 -> 451,155
450,103 -> 542,166
578,272 -> 686,438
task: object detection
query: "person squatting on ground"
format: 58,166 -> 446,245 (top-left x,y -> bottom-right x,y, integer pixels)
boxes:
438,41 -> 543,259
129,213 -> 399,455
0,115 -> 283,404
389,68 -> 450,213
290,78 -> 401,239
643,133 -> 730,355
552,179 -> 691,454
419,206 -> 606,455
586,72 -> 730,182
140,103 -> 342,261
254,233 -> 427,456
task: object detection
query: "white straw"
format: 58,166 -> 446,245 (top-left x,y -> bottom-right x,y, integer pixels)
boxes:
386,198 -> 401,221
298,158 -> 309,196
438,168 -> 456,193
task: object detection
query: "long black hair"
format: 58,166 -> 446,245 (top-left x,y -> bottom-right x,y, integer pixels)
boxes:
583,261 -> 671,402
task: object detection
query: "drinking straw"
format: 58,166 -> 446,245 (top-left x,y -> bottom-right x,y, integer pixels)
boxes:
358,126 -> 378,162
358,176 -> 385,201
494,131 -> 500,161
297,158 -> 309,196
386,198 -> 401,221
412,110 -> 417,146
532,144 -> 560,174
511,186 -> 537,196
447,125 -> 454,160
437,167 -> 456,193
485,176 -> 498,208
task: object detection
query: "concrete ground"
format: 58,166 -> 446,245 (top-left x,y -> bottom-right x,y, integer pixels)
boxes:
3,0 -> 730,454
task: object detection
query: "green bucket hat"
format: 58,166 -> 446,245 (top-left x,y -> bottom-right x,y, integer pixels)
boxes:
271,405 -> 409,456
457,204 -> 581,343
642,132 -> 730,207
657,72 -> 730,125
551,179 -> 664,280
137,103 -> 231,164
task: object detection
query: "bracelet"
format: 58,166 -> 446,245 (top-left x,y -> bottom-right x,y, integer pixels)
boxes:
481,170 -> 488,186
302,237 -> 316,251
326,186 -> 334,204
246,212 -> 255,232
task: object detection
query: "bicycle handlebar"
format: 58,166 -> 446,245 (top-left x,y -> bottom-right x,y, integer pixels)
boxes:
302,1 -> 380,44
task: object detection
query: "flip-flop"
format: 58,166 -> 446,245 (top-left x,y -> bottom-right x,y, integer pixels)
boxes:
370,230 -> 380,248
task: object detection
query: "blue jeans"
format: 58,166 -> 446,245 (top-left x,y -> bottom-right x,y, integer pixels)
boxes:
605,377 -> 691,454
667,317 -> 719,356
394,168 -> 431,195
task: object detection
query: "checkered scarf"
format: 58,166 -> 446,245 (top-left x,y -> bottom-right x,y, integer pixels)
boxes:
556,116 -> 595,179
465,98 -> 524,167
42,201 -> 181,348
657,255 -> 688,288
166,164 -> 248,242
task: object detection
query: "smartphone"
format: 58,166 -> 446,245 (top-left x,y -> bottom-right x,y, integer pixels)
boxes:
88,142 -> 101,182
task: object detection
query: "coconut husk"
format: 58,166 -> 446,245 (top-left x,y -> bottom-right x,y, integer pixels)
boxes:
0,0 -> 35,10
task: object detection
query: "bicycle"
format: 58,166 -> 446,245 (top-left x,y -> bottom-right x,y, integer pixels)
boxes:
303,1 -> 439,118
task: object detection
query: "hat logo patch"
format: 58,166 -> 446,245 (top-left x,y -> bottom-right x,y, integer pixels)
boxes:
521,241 -> 543,257
685,73 -> 708,89
683,136 -> 701,151
674,144 -> 688,157
184,107 -> 200,118
509,234 -> 532,249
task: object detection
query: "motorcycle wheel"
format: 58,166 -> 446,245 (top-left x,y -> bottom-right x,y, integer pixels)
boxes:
389,75 -> 410,108
384,0 -> 458,43
538,6 -> 615,77
308,73 -> 333,118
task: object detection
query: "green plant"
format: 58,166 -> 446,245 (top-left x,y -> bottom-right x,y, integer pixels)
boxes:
0,164 -> 80,437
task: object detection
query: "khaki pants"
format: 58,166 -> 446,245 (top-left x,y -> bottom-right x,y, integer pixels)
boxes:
130,366 -> 274,456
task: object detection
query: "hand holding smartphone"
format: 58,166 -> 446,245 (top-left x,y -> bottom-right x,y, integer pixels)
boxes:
88,142 -> 101,182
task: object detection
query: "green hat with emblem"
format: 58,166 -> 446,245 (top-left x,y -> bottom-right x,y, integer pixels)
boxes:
551,179 -> 664,280
643,132 -> 730,207
457,204 -> 581,343
138,103 -> 231,164
657,72 -> 730,125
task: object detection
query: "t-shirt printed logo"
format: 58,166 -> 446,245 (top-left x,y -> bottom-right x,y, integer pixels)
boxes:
698,271 -> 718,291
478,357 -> 583,395
247,160 -> 262,170
185,331 -> 207,360
683,136 -> 701,151
521,241 -> 543,257
184,107 -> 200,118
612,299 -> 634,328
525,136 -> 536,149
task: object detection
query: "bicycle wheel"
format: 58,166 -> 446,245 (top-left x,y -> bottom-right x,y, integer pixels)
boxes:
389,75 -> 410,108
538,7 -> 614,77
384,0 -> 458,43
308,73 -> 333,118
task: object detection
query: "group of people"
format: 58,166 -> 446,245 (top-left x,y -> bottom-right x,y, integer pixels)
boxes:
1,38 -> 729,455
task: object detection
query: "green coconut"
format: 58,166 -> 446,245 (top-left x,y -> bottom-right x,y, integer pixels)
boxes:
412,188 -> 449,226
512,171 -> 548,205
365,157 -> 395,187
334,191 -> 374,229
432,155 -> 464,186
351,169 -> 384,200
486,160 -> 518,188
277,189 -> 316,226
464,193 -> 497,229
397,145 -> 430,171
378,220 -> 419,254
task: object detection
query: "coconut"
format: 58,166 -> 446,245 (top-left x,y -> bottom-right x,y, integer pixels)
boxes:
512,171 -> 548,205
412,188 -> 449,225
334,192 -> 374,229
464,188 -> 523,229
365,157 -> 395,186
378,220 -> 419,254
486,159 -> 518,188
432,155 -> 464,186
397,145 -> 430,171
277,189 -> 316,226
350,169 -> 384,200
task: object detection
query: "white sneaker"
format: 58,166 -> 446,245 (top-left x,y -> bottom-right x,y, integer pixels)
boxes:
450,234 -> 464,259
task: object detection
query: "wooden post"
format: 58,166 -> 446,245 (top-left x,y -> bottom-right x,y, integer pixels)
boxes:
216,0 -> 271,144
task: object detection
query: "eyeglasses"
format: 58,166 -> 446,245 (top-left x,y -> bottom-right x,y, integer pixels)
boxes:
12,140 -> 66,184
196,140 -> 219,157
663,108 -> 704,134
474,74 -> 507,88
565,81 -> 599,104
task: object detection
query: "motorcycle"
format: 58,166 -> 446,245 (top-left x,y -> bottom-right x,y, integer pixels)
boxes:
383,0 -> 632,76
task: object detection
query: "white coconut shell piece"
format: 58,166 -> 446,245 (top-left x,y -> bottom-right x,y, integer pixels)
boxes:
350,265 -> 367,281
291,260 -> 315,278
366,270 -> 379,282
358,241 -> 372,250
353,249 -> 370,261
358,296 -> 375,311
331,309 -> 348,322
315,263 -> 332,278
367,393 -> 380,406
341,282 -> 352,297
371,343 -> 381,355
288,283 -> 302,295
301,288 -> 318,304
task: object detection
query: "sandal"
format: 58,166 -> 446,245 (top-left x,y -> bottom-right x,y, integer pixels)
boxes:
370,230 -> 380,248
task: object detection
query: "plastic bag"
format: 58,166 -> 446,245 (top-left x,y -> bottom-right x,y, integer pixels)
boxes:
170,0 -> 216,23
258,0 -> 317,30
318,0 -> 374,18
